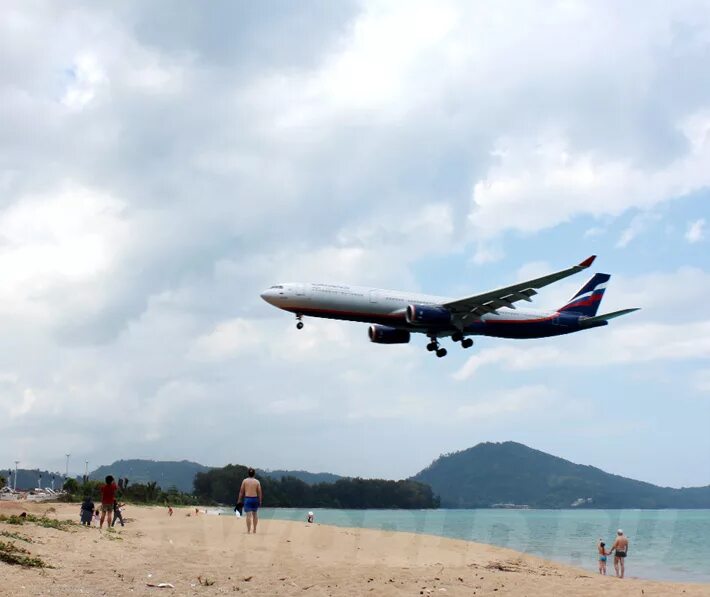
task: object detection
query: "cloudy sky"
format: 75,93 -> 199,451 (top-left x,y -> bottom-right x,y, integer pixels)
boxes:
2,1 -> 709,488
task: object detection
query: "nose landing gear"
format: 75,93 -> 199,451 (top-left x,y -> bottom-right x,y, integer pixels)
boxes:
296,314 -> 304,330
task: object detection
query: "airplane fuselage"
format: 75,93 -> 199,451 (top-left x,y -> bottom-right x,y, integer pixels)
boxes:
260,282 -> 605,340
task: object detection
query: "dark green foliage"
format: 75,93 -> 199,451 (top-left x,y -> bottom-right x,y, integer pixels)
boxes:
91,459 -> 210,493
63,478 -> 79,494
260,470 -> 343,485
194,465 -> 438,509
412,441 -> 710,509
60,477 -> 199,506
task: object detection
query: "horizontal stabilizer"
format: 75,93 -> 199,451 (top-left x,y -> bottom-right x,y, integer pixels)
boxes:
579,308 -> 640,326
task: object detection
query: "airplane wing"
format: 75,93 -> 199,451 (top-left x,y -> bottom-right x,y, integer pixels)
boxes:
442,255 -> 597,321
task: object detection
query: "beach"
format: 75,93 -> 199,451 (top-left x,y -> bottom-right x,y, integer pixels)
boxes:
1,501 -> 708,596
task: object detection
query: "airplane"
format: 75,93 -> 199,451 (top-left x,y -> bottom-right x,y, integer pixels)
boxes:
260,255 -> 639,357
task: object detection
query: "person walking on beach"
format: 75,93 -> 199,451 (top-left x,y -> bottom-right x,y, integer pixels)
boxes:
238,468 -> 262,534
99,475 -> 118,529
610,529 -> 629,578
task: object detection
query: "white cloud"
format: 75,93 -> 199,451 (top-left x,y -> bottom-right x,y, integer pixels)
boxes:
456,385 -> 553,419
8,389 -> 37,419
616,212 -> 661,248
454,320 -> 710,381
685,218 -> 706,243
468,120 -> 710,240
190,318 -> 261,361
61,53 -> 108,109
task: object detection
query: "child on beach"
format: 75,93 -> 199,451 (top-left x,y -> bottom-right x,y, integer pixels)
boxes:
93,509 -> 100,526
598,540 -> 608,575
112,501 -> 125,527
80,496 -> 94,526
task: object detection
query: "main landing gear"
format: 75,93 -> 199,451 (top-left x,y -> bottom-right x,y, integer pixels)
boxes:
427,334 -> 474,357
451,331 -> 474,349
426,338 -> 448,358
296,314 -> 304,330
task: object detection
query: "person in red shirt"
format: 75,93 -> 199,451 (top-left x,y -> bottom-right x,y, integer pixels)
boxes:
99,475 -> 118,529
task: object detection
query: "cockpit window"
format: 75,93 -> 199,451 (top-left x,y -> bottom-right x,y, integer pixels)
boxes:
270,285 -> 284,289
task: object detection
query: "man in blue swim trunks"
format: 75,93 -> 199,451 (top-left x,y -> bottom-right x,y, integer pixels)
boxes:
238,468 -> 263,534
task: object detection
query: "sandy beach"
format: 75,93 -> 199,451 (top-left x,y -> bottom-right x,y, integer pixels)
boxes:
1,501 -> 707,596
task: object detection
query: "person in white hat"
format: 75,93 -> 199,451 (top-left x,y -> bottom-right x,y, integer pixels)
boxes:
609,529 -> 629,578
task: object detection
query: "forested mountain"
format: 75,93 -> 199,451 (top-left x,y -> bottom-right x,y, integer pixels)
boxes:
90,459 -> 210,493
1,469 -> 64,491
412,441 -> 710,508
194,464 -> 438,508
260,469 -> 343,485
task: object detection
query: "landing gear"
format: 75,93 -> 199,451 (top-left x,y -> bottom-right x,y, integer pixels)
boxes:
452,331 -> 474,349
296,314 -> 304,330
427,337 -> 448,357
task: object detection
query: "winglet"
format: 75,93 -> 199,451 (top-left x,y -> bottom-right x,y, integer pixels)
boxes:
578,255 -> 596,268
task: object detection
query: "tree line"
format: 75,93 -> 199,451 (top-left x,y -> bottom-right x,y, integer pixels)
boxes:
61,478 -> 200,506
193,464 -> 439,509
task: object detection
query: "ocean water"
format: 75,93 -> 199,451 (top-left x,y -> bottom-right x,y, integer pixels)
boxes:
255,508 -> 710,583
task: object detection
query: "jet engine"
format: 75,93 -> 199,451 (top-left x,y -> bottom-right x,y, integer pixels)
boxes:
405,304 -> 452,326
368,325 -> 411,344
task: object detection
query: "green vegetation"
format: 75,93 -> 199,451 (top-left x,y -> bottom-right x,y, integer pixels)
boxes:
412,441 -> 710,508
60,478 -> 200,506
0,514 -> 76,531
194,464 -> 439,508
0,540 -> 49,568
0,530 -> 33,543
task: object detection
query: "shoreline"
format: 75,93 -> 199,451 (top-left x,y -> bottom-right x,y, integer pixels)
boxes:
259,505 -> 710,584
2,501 -> 709,596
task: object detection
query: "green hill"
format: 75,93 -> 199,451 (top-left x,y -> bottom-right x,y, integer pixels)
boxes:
411,441 -> 710,509
260,469 -> 343,485
90,459 -> 210,493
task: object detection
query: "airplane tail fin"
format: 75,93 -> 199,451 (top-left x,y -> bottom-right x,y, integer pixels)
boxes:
559,273 -> 610,317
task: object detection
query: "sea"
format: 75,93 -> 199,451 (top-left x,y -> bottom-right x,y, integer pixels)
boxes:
250,508 -> 710,583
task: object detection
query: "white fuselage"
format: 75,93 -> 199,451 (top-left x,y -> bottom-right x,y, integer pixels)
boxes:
260,282 -> 559,336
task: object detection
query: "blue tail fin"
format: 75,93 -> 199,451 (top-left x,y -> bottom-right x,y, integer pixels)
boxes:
559,273 -> 610,316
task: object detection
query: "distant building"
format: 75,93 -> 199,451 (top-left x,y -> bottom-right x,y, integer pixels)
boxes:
570,497 -> 593,507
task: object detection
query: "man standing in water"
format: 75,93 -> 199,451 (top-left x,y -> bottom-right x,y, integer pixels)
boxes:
238,468 -> 262,534
610,529 -> 629,578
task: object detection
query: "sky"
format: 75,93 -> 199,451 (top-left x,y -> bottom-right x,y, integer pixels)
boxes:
1,0 -> 709,488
